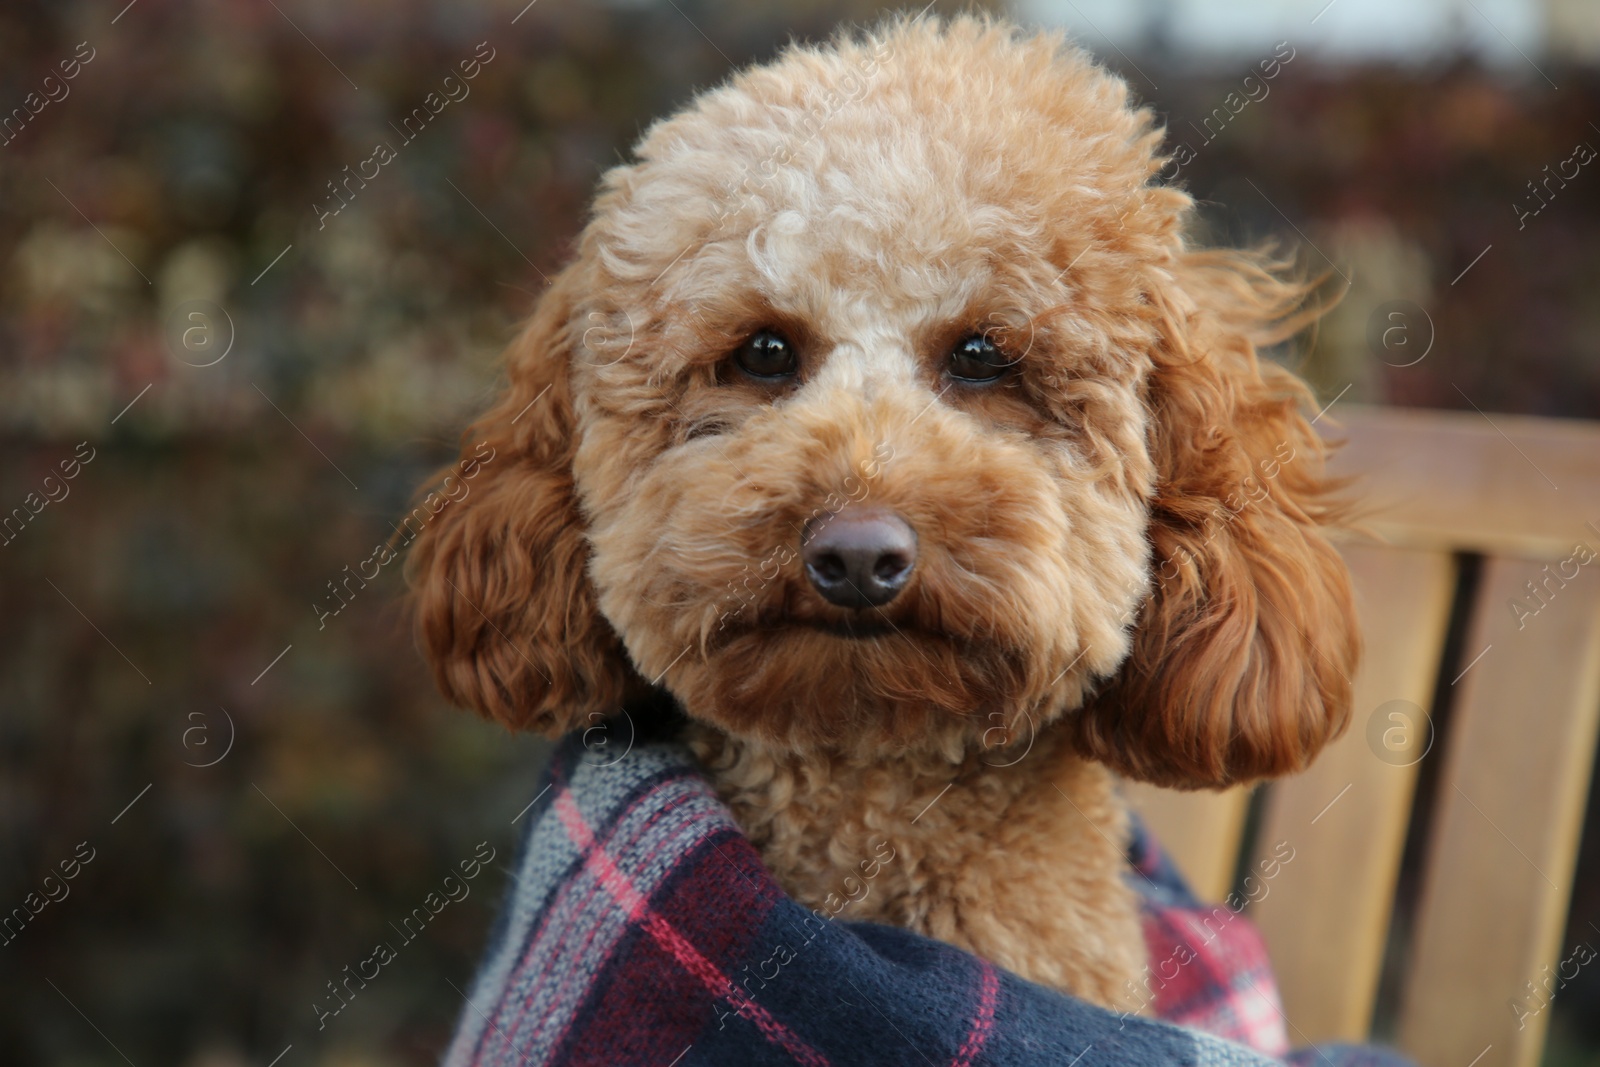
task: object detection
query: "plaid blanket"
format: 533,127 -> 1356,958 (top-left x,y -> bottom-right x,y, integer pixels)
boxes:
444,733 -> 1413,1067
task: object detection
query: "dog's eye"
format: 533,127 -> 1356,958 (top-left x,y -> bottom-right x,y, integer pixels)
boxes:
733,330 -> 797,379
948,334 -> 1012,383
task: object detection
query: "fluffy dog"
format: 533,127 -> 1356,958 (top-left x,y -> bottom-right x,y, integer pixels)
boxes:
408,14 -> 1357,1010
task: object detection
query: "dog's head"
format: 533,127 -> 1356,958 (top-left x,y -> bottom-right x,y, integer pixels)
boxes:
407,16 -> 1357,788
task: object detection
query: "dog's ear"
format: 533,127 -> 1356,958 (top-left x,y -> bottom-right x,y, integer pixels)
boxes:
405,270 -> 642,735
1071,248 -> 1358,789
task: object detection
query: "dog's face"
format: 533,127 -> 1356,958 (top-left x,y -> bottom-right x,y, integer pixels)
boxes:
409,17 -> 1358,787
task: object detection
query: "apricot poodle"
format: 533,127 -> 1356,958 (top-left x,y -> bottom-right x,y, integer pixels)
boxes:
408,14 -> 1357,1010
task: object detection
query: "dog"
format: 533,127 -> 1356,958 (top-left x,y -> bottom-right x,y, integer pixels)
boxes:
406,14 -> 1357,1011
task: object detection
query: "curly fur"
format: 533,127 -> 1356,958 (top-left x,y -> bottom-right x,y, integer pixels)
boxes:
405,14 -> 1358,1008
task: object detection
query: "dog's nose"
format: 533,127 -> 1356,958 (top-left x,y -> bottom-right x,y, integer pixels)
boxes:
801,506 -> 917,609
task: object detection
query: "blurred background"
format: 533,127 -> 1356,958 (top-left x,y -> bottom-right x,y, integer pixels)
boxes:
2,0 -> 1598,1063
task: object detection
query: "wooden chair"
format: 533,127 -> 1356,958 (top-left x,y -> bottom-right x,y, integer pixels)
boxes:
1125,403 -> 1600,1067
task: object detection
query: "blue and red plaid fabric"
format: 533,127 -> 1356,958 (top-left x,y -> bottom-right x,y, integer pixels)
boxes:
443,734 -> 1413,1067
1126,829 -> 1293,1054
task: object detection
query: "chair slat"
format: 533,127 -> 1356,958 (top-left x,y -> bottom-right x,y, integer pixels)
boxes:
1122,780 -> 1252,903
1250,544 -> 1457,1043
1398,554 -> 1600,1067
1330,406 -> 1600,558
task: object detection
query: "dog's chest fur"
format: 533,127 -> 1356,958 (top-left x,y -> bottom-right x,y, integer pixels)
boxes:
688,724 -> 1147,1009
